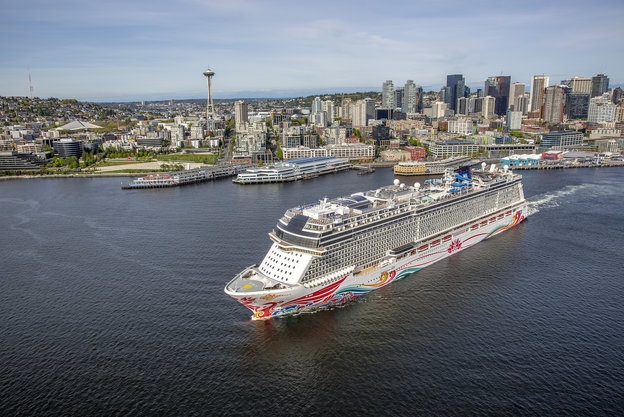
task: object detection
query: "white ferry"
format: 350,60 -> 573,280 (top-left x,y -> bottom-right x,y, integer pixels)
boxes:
233,156 -> 350,184
225,163 -> 529,319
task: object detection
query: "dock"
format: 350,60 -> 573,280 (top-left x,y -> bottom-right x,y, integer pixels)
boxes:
121,165 -> 248,189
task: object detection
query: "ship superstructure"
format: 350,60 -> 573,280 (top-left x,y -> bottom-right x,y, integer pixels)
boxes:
225,164 -> 528,319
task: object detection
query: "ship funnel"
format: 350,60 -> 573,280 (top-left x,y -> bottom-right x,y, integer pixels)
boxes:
489,164 -> 496,173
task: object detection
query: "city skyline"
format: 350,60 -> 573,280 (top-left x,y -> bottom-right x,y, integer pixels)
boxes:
1,0 -> 623,102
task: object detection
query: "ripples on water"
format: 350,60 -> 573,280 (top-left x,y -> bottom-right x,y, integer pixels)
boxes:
1,168 -> 623,415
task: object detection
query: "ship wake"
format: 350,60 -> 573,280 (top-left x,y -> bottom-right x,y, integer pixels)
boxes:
527,183 -> 592,212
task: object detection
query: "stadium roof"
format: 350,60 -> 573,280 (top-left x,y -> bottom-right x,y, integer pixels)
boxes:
57,120 -> 102,130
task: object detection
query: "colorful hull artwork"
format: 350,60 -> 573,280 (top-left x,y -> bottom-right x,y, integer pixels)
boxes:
231,207 -> 527,320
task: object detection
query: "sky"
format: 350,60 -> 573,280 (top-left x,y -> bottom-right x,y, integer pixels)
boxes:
1,0 -> 623,102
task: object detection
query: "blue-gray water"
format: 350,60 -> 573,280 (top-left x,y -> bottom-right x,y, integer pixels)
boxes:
1,168 -> 623,416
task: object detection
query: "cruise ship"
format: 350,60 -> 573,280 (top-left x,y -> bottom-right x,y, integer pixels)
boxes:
233,156 -> 350,184
225,163 -> 528,319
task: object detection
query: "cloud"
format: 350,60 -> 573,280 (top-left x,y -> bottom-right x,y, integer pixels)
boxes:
1,0 -> 622,100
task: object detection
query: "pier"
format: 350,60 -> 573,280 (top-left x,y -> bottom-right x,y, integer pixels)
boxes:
511,161 -> 624,170
121,165 -> 248,189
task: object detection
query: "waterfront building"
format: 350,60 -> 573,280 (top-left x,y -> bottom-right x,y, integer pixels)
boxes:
542,85 -> 566,124
591,74 -> 609,98
404,146 -> 426,160
427,140 -> 479,158
282,144 -> 374,161
53,138 -> 82,158
382,80 -> 395,109
529,75 -> 549,116
541,130 -> 583,149
588,95 -> 616,123
0,151 -> 48,170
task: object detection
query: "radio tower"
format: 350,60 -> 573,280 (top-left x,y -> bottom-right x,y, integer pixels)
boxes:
203,68 -> 215,120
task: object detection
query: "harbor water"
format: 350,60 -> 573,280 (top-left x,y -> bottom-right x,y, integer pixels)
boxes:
1,168 -> 623,415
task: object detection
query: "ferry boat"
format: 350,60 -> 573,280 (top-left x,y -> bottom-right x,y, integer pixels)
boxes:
393,156 -> 474,176
225,163 -> 529,319
233,156 -> 350,184
122,166 -> 243,189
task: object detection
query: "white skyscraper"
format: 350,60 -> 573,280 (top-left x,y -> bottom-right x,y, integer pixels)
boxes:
322,100 -> 335,122
234,100 -> 249,132
311,97 -> 323,114
382,80 -> 395,109
588,95 -> 616,123
404,80 -> 417,113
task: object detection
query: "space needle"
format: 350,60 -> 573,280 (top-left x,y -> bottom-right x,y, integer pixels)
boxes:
203,68 -> 215,120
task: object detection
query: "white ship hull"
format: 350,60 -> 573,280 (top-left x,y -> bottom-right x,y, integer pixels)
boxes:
226,203 -> 528,320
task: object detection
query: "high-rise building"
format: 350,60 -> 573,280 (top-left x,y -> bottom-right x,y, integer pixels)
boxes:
395,87 -> 404,110
456,97 -> 469,115
506,110 -> 523,131
404,80 -> 418,113
484,75 -> 511,116
234,100 -> 249,132
569,77 -> 592,95
588,95 -> 616,123
514,93 -> 529,115
508,82 -> 526,111
311,97 -> 322,114
445,74 -> 465,111
591,74 -> 609,98
481,96 -> 496,118
565,93 -> 590,119
353,98 -> 375,127
382,80 -> 395,109
542,85 -> 566,124
530,75 -> 549,116
541,130 -> 583,149
340,98 -> 353,121
612,87 -> 624,105
322,100 -> 335,122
